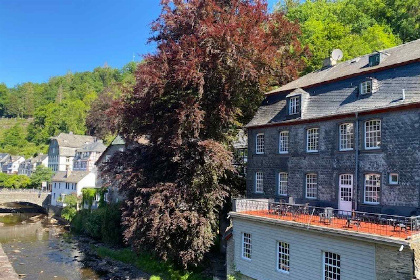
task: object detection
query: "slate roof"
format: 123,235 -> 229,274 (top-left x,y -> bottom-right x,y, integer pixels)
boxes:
52,133 -> 95,148
52,170 -> 91,183
267,39 -> 420,95
247,40 -> 420,128
76,140 -> 107,153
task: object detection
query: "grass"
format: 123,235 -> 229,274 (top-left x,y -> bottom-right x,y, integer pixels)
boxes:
94,246 -> 211,280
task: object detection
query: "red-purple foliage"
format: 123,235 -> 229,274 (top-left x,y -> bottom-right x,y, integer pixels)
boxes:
103,0 -> 307,267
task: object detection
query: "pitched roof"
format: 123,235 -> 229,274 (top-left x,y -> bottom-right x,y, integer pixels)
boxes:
111,135 -> 125,145
52,133 -> 95,148
247,40 -> 420,128
52,170 -> 91,183
76,140 -> 107,153
267,39 -> 420,95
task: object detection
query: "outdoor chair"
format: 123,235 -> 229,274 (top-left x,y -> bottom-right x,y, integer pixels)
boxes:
319,207 -> 334,224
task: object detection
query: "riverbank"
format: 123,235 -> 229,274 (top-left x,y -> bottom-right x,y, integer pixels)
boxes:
0,244 -> 19,280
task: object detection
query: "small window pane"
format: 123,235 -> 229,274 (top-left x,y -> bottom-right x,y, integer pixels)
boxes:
360,80 -> 372,95
306,174 -> 317,199
324,252 -> 340,280
307,128 -> 319,152
255,172 -> 263,193
256,134 -> 265,154
289,96 -> 300,115
278,173 -> 288,195
242,233 -> 252,259
389,173 -> 399,185
279,131 -> 289,153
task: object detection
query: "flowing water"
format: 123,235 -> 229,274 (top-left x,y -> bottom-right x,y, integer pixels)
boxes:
0,206 -> 101,280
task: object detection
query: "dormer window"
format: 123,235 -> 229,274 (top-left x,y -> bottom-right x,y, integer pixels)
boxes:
369,53 -> 380,67
288,96 -> 300,115
360,80 -> 372,95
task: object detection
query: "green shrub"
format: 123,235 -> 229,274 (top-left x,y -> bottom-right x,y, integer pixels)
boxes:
84,207 -> 105,239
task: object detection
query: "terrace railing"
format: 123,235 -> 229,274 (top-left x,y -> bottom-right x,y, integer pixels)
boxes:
233,199 -> 420,240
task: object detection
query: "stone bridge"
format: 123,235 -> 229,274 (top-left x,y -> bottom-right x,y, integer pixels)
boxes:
0,189 -> 50,209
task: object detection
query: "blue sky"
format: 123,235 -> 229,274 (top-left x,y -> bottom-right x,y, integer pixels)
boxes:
0,0 -> 278,87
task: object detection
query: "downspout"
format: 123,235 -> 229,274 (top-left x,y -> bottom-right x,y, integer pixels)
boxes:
354,112 -> 359,211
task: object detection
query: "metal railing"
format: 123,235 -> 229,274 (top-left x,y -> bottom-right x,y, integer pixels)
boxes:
233,199 -> 420,239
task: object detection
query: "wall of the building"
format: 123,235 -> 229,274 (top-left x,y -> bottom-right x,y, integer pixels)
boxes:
246,108 -> 420,216
50,181 -> 77,206
230,216 -> 413,280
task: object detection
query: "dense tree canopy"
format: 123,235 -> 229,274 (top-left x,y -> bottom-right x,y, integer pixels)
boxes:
104,0 -> 308,268
277,0 -> 420,72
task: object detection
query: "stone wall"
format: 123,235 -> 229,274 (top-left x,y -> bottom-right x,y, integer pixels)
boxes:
375,243 -> 414,280
0,190 -> 50,209
411,239 -> 420,279
0,244 -> 18,279
246,108 -> 420,216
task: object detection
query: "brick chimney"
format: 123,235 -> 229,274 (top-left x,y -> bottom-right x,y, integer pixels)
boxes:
66,167 -> 71,178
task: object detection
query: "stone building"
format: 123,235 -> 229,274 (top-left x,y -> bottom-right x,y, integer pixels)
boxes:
227,39 -> 420,280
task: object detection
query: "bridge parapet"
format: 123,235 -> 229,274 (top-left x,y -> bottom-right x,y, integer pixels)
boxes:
0,188 -> 51,208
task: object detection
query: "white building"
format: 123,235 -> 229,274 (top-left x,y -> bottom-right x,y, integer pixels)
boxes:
73,140 -> 106,171
50,170 -> 97,207
2,155 -> 25,174
18,154 -> 48,176
48,133 -> 95,172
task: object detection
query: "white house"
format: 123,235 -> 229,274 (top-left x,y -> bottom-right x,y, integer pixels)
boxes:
50,170 -> 97,207
73,140 -> 106,171
2,156 -> 25,174
48,132 -> 96,172
18,154 -> 48,176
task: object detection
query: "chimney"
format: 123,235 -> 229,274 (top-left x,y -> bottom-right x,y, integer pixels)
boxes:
322,57 -> 336,68
402,89 -> 406,100
66,168 -> 71,178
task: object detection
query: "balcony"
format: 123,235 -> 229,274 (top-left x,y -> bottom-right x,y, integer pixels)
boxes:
232,199 -> 420,240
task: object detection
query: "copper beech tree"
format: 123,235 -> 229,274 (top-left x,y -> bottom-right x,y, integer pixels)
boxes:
102,0 -> 308,267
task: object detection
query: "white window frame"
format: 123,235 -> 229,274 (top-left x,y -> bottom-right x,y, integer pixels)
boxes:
360,80 -> 372,95
323,251 -> 341,280
289,96 -> 300,115
364,119 -> 381,150
339,123 -> 354,151
242,232 -> 252,260
278,172 -> 288,196
256,133 -> 265,154
279,131 -> 289,154
306,128 -> 319,153
364,173 -> 381,204
277,241 -> 290,273
389,173 -> 399,185
306,173 -> 317,199
255,172 -> 263,193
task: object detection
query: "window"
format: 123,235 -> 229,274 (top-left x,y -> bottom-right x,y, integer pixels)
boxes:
306,173 -> 317,199
277,242 -> 290,273
323,252 -> 340,280
66,157 -> 70,163
360,80 -> 372,95
364,174 -> 381,204
365,120 -> 381,149
255,172 -> 263,193
242,233 -> 252,260
389,173 -> 399,185
279,131 -> 289,154
369,53 -> 380,67
289,96 -> 300,115
306,128 -> 319,152
278,173 -> 288,196
339,123 -> 354,151
256,133 -> 265,154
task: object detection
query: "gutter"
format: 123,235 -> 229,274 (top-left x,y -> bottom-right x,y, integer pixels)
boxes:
354,112 -> 359,211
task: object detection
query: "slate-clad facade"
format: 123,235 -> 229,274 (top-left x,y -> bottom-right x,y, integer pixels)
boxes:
245,42 -> 420,216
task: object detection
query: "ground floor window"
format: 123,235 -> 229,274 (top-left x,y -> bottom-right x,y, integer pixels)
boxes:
277,241 -> 290,272
364,174 -> 380,204
255,172 -> 263,193
242,233 -> 252,260
323,251 -> 340,280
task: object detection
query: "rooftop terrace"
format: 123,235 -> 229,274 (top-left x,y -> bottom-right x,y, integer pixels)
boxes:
232,199 -> 420,241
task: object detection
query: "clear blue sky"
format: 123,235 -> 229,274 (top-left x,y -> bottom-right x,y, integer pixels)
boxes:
0,0 -> 278,87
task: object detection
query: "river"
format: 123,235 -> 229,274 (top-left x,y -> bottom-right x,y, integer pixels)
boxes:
0,211 -> 101,280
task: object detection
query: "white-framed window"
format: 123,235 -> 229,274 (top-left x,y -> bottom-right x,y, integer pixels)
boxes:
306,173 -> 317,199
289,96 -> 300,115
306,128 -> 319,152
360,80 -> 372,95
365,120 -> 381,149
278,172 -> 288,196
339,123 -> 354,151
279,131 -> 289,154
389,173 -> 399,185
364,174 -> 381,204
277,241 -> 290,273
256,133 -> 265,154
323,251 -> 340,280
255,172 -> 263,193
242,232 -> 252,260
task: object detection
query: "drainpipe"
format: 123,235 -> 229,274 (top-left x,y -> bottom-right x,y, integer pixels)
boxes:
354,112 -> 359,211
